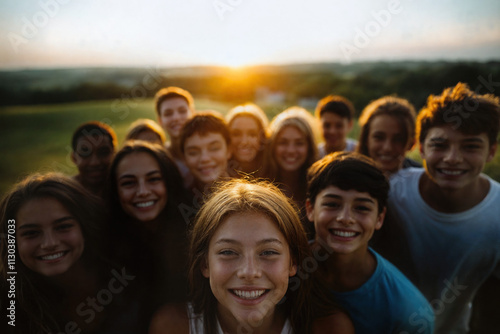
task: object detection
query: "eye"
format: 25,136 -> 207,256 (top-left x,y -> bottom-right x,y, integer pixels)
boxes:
261,250 -> 280,256
148,176 -> 163,183
185,150 -> 200,157
218,249 -> 237,256
355,205 -> 371,212
119,180 -> 136,187
209,144 -> 222,152
20,230 -> 39,238
323,201 -> 340,209
56,223 -> 75,231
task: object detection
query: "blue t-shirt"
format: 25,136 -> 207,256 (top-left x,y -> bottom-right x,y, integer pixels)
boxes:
332,249 -> 434,334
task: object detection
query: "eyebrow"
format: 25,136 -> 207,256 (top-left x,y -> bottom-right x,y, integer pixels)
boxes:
18,216 -> 76,230
322,194 -> 375,204
214,238 -> 283,246
118,170 -> 161,180
429,137 -> 485,143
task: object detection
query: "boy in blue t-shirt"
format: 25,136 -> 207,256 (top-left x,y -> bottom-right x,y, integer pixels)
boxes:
306,152 -> 434,334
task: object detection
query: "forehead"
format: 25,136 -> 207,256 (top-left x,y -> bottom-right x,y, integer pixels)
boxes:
321,112 -> 348,124
185,132 -> 227,148
278,125 -> 305,139
425,126 -> 488,142
117,151 -> 160,175
317,185 -> 377,203
230,116 -> 260,131
75,133 -> 113,149
160,97 -> 189,111
17,197 -> 72,226
370,114 -> 403,134
211,212 -> 287,245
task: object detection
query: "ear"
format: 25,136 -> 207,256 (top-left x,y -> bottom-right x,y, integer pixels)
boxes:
289,261 -> 297,277
201,259 -> 210,278
305,199 -> 314,223
375,207 -> 386,230
347,119 -> 354,131
486,142 -> 498,163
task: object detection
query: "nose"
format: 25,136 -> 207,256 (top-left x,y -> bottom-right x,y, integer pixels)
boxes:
88,152 -> 100,166
381,138 -> 394,152
336,206 -> 354,225
237,255 -> 261,280
443,145 -> 463,164
137,180 -> 151,197
41,231 -> 58,249
200,149 -> 211,162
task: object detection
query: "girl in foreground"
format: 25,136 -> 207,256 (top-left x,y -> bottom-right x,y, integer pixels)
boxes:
0,173 -> 138,333
149,179 -> 354,334
357,96 -> 421,175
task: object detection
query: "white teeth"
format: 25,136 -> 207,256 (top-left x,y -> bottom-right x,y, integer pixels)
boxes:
41,252 -> 65,260
136,201 -> 154,208
332,230 -> 356,237
441,169 -> 463,176
233,290 -> 266,299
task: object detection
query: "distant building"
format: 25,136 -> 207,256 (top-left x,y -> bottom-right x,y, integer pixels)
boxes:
255,87 -> 286,105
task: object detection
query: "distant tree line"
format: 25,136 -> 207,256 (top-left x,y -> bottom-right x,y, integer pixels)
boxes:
1,61 -> 499,114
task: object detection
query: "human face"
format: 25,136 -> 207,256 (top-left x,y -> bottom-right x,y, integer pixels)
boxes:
320,112 -> 352,152
229,116 -> 262,164
135,130 -> 163,145
116,152 -> 168,222
307,186 -> 385,256
274,126 -> 308,173
158,97 -> 192,139
202,212 -> 297,327
16,197 -> 85,277
367,114 -> 409,174
184,132 -> 231,187
420,126 -> 497,191
72,135 -> 114,187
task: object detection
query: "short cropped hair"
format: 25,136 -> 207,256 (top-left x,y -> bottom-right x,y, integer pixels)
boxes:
154,86 -> 195,116
307,152 -> 389,213
357,96 -> 416,156
180,112 -> 231,153
417,82 -> 500,146
71,121 -> 117,151
125,118 -> 167,144
315,95 -> 355,121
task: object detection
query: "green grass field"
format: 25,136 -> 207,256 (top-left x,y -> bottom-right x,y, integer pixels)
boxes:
1,99 -> 500,196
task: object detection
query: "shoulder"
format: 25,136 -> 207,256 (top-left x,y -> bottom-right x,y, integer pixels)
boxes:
149,303 -> 189,334
312,309 -> 355,334
345,138 -> 358,152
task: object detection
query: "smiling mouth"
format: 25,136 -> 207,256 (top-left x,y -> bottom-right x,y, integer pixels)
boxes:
438,169 -> 466,176
231,289 -> 268,300
135,201 -> 155,208
38,251 -> 67,261
329,229 -> 359,238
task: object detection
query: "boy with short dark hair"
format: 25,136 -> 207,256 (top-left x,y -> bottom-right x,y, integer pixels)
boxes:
180,111 -> 231,193
306,151 -> 434,334
71,121 -> 117,196
154,86 -> 195,186
379,82 -> 500,333
315,95 -> 358,157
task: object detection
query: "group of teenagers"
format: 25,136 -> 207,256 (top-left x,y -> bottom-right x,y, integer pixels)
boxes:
1,81 -> 499,334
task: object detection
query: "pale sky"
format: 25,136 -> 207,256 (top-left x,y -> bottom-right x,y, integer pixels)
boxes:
0,0 -> 499,69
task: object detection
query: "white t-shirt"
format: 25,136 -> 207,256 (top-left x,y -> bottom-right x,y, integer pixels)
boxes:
387,168 -> 500,334
187,303 -> 293,334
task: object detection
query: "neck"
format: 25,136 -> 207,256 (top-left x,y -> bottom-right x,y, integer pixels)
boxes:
325,141 -> 346,154
169,137 -> 183,160
419,173 -> 490,213
232,159 -> 260,175
321,246 -> 376,292
217,306 -> 285,334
